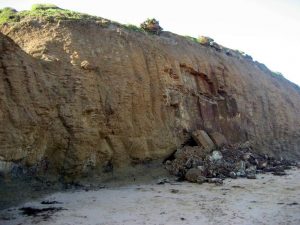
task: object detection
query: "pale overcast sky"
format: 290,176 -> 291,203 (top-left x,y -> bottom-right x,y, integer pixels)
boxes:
1,0 -> 300,86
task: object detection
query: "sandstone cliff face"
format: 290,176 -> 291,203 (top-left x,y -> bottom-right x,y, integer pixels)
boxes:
1,19 -> 300,178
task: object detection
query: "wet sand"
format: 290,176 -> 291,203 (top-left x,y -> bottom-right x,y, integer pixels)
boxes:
1,168 -> 299,225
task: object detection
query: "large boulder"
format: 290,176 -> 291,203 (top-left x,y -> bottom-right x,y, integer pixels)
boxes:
192,130 -> 216,152
185,168 -> 206,183
209,132 -> 227,147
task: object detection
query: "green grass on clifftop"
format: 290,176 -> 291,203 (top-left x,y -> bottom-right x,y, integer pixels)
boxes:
124,24 -> 144,33
0,4 -> 99,24
0,7 -> 19,24
31,4 -> 60,11
0,4 -> 147,33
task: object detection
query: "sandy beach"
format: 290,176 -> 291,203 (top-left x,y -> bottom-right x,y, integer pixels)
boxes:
0,168 -> 299,225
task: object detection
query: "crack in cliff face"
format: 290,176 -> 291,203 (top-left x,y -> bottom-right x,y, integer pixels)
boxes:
0,60 -> 16,103
179,63 -> 217,96
164,63 -> 240,141
55,103 -> 84,179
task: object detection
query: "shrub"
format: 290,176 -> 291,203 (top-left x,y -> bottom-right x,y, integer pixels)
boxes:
235,49 -> 245,55
31,4 -> 60,11
197,36 -> 214,46
271,71 -> 284,77
185,36 -> 198,43
125,24 -> 143,32
140,18 -> 163,35
0,7 -> 19,24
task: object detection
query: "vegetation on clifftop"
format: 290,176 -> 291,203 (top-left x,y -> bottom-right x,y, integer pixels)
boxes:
0,4 -> 158,35
30,4 -> 60,11
0,4 -> 99,24
140,18 -> 163,34
0,7 -> 19,24
124,24 -> 144,33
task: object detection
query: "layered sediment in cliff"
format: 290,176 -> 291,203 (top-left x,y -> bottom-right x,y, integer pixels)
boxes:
0,17 -> 300,179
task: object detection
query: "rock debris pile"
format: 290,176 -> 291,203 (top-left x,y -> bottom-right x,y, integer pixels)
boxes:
165,131 -> 298,185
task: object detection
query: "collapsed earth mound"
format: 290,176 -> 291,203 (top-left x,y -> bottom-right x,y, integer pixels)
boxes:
165,132 -> 298,185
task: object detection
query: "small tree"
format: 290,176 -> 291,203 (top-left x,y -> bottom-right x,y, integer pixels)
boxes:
140,18 -> 163,35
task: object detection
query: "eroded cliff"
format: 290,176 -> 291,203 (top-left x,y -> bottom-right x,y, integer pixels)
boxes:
1,14 -> 300,179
